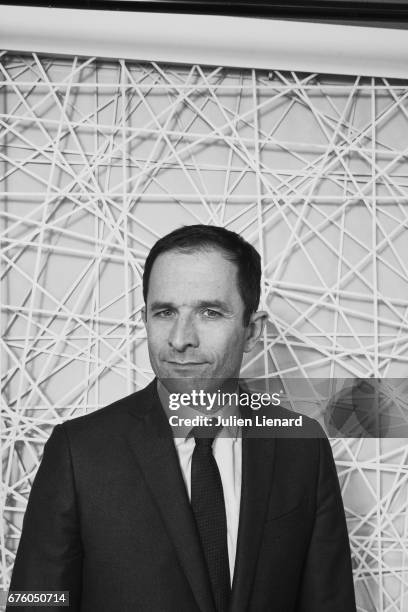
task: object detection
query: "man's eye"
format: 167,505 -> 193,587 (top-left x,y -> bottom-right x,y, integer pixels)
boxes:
156,310 -> 173,317
202,309 -> 221,319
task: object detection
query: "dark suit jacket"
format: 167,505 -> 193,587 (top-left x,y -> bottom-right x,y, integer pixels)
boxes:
8,380 -> 356,611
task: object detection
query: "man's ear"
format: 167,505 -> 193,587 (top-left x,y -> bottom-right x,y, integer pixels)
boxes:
243,310 -> 268,353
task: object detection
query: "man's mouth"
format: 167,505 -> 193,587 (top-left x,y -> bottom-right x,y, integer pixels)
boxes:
167,361 -> 206,366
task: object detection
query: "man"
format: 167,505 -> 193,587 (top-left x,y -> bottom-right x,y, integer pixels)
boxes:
8,225 -> 356,611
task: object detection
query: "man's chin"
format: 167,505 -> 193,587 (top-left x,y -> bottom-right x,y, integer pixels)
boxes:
158,375 -> 235,396
159,376 -> 212,395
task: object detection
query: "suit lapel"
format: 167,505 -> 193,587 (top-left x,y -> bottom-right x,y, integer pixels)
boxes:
230,432 -> 276,612
123,381 -> 215,612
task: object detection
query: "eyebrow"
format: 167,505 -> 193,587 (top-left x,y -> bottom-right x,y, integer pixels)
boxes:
149,300 -> 232,312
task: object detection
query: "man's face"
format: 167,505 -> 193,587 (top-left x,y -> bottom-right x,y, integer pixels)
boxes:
144,248 -> 260,393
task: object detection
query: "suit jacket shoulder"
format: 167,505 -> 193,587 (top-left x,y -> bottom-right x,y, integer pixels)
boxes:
62,380 -> 156,438
242,396 -> 326,439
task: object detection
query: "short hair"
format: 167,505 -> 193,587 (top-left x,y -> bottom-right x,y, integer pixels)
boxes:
143,225 -> 261,326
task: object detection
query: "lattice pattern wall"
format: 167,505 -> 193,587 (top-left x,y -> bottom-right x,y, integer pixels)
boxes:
1,53 -> 408,611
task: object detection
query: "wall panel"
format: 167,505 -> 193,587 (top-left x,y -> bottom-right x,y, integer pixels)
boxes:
1,52 -> 408,610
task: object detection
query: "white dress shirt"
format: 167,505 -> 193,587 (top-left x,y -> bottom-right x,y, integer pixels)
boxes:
158,382 -> 242,583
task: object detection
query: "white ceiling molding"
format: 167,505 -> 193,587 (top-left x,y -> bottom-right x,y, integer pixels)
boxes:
1,4 -> 408,78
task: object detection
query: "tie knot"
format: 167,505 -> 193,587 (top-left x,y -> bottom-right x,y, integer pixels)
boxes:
192,422 -> 222,448
194,436 -> 215,450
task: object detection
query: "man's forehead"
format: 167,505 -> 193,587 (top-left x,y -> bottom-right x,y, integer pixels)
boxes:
147,248 -> 241,303
149,248 -> 237,277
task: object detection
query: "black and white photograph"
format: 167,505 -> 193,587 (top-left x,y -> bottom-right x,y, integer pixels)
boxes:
1,2 -> 408,611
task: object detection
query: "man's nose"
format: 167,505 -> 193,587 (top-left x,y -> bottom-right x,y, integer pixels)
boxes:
168,314 -> 199,351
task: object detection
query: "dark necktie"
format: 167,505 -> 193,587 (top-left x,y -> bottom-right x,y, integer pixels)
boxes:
191,428 -> 231,612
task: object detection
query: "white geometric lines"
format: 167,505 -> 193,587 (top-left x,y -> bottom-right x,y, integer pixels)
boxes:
1,53 -> 408,610
334,439 -> 408,611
